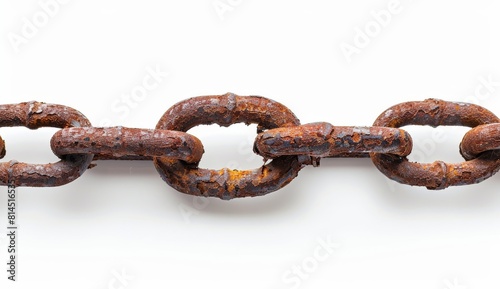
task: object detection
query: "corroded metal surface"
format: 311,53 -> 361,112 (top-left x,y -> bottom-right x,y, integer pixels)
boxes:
0,101 -> 93,187
51,127 -> 204,163
254,122 -> 413,160
154,93 -> 310,199
370,99 -> 500,189
460,123 -> 500,160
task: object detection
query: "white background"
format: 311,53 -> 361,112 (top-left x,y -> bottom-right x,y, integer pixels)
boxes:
2,0 -> 500,288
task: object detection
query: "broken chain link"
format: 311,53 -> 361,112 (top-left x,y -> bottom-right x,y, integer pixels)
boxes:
1,94 -> 500,199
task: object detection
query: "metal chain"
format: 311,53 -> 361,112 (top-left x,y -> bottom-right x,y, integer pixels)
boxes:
1,94 -> 500,199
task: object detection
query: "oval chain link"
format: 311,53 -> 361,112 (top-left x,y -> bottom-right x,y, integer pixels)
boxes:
153,93 -> 311,200
254,122 -> 413,161
0,101 -> 93,187
51,127 -> 204,163
370,99 -> 500,189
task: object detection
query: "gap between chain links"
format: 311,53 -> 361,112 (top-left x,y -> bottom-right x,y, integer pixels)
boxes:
1,95 -> 500,199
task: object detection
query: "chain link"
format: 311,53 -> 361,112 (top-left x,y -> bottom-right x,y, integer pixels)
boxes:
0,101 -> 93,187
1,95 -> 500,199
254,122 -> 413,162
51,127 -> 203,163
370,99 -> 500,189
153,93 -> 311,199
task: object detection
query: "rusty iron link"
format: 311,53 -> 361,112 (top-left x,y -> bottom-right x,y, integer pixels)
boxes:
460,123 -> 500,160
153,93 -> 311,200
2,95 -> 500,199
254,122 -> 413,162
370,99 -> 500,190
0,101 -> 93,187
51,127 -> 204,163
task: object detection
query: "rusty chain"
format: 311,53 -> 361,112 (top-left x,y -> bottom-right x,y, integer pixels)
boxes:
1,94 -> 500,199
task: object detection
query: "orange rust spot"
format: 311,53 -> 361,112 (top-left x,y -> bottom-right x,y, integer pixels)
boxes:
388,119 -> 399,128
352,132 -> 361,143
228,169 -> 248,180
